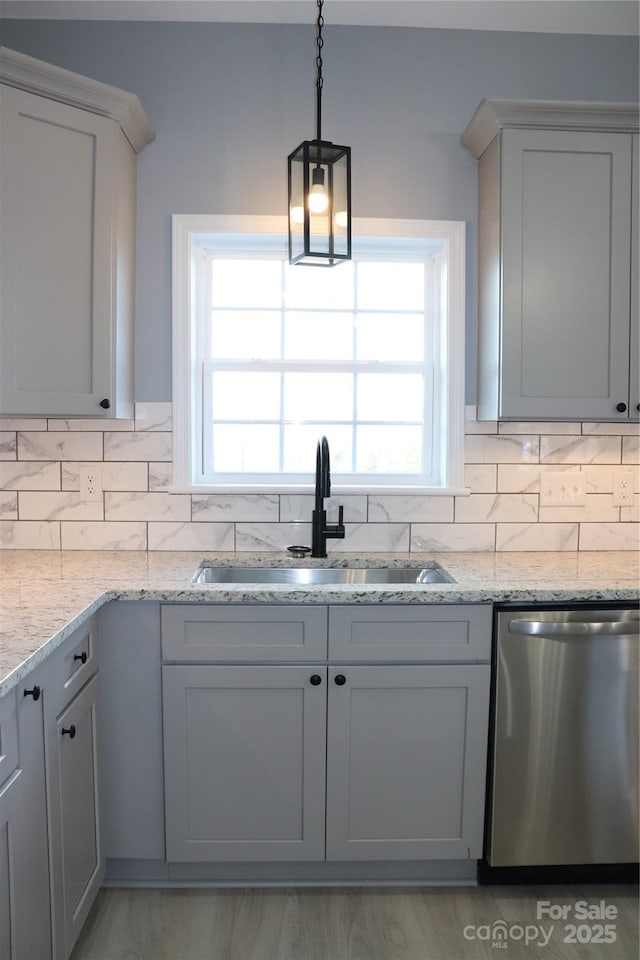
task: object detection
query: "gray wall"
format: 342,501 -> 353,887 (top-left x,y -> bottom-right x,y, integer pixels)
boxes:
1,19 -> 637,401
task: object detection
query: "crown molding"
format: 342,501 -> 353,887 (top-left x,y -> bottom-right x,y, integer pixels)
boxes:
0,47 -> 155,153
461,98 -> 639,158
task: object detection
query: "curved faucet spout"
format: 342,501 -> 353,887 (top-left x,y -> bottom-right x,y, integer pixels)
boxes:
315,436 -> 331,509
321,436 -> 330,498
311,435 -> 345,558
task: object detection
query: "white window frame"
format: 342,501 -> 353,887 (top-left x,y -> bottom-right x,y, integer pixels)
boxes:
171,214 -> 466,494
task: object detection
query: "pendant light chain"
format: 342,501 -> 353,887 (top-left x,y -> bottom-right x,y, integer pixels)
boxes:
315,0 -> 324,144
287,0 -> 351,265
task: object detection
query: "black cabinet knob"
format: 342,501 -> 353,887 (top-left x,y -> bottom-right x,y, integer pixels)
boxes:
309,674 -> 322,686
73,651 -> 88,664
334,674 -> 346,686
99,398 -> 111,409
61,725 -> 76,739
636,403 -> 640,412
616,402 -> 627,413
24,685 -> 41,701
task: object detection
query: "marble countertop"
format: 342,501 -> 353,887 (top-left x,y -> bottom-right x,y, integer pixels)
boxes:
1,549 -> 638,697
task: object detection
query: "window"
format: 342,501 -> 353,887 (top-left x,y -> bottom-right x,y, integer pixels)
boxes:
172,215 -> 465,492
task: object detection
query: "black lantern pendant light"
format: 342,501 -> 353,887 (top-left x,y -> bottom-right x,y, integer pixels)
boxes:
288,0 -> 351,266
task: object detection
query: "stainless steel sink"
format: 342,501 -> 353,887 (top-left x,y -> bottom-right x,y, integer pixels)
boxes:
192,565 -> 453,585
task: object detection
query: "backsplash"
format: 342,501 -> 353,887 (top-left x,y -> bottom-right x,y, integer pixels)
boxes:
0,403 -> 638,551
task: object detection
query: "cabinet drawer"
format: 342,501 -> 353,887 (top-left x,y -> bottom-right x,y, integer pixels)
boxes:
162,605 -> 328,662
0,692 -> 18,788
56,616 -> 98,713
329,605 -> 492,662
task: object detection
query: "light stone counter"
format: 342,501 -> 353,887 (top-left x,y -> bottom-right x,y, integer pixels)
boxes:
1,550 -> 638,697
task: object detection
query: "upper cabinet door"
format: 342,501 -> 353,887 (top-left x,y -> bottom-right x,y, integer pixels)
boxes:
0,86 -> 119,416
0,46 -> 154,419
500,128 -> 632,421
630,134 -> 639,417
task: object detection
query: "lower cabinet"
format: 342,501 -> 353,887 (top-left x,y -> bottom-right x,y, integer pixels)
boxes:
163,665 -> 327,862
0,765 -> 24,960
0,598 -> 492,951
326,664 -> 490,861
0,615 -> 103,960
53,672 -> 103,955
161,603 -> 492,869
0,669 -> 52,960
163,661 -> 489,865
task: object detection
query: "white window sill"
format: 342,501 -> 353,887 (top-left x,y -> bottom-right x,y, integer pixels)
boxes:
170,484 -> 471,497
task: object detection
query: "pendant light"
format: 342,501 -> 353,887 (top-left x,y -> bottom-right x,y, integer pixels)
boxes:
288,0 -> 351,266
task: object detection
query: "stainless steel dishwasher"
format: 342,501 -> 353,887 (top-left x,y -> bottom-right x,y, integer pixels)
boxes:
486,606 -> 639,867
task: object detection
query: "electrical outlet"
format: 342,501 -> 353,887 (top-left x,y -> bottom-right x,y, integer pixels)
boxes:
79,465 -> 102,501
540,471 -> 586,507
612,469 -> 634,507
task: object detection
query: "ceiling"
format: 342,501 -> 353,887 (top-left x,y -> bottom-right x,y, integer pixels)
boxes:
0,0 -> 638,35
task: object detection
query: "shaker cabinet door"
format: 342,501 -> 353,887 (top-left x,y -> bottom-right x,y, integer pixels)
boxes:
630,134 -> 639,417
0,85 -> 116,416
0,769 -> 24,960
500,128 -> 632,421
55,673 -> 104,956
325,664 -> 490,861
163,665 -> 327,862
16,669 -> 52,960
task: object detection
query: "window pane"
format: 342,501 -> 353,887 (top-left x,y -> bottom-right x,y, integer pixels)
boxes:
284,261 -> 354,309
212,424 -> 280,472
212,260 -> 282,308
284,312 -> 354,360
283,424 -> 353,472
357,374 -> 423,422
283,373 -> 353,422
356,313 -> 423,361
188,221 -> 458,488
356,426 -> 423,473
356,262 -> 424,311
212,372 -> 280,420
212,310 -> 281,359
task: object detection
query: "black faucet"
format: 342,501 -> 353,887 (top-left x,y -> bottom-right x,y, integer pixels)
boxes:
311,436 -> 345,558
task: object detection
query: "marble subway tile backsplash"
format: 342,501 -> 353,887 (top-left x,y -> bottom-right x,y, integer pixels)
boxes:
0,403 -> 638,551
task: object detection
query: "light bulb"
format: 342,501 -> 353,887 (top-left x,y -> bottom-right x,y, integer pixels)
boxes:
290,205 -> 305,224
308,183 -> 329,214
335,210 -> 348,228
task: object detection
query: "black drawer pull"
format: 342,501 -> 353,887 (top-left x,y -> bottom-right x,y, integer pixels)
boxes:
73,651 -> 88,664
309,674 -> 322,686
334,674 -> 346,685
99,398 -> 111,409
61,725 -> 76,739
24,685 -> 41,701
616,402 -> 627,413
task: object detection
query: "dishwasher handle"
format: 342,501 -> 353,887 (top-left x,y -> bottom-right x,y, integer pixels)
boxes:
508,618 -> 640,638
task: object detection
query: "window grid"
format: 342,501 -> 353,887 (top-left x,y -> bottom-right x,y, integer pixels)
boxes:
174,216 -> 466,490
202,255 -> 435,484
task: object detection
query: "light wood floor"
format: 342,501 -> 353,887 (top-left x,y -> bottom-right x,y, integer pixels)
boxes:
71,883 -> 638,960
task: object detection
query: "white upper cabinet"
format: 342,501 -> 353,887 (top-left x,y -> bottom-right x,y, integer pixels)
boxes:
0,48 -> 154,417
462,100 -> 639,422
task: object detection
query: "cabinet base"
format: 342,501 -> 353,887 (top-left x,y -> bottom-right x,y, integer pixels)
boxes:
105,857 -> 478,887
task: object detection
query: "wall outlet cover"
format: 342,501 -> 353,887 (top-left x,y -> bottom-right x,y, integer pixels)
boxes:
612,469 -> 635,507
79,465 -> 103,501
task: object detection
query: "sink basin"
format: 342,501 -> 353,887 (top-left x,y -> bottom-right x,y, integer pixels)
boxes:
192,565 -> 453,585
